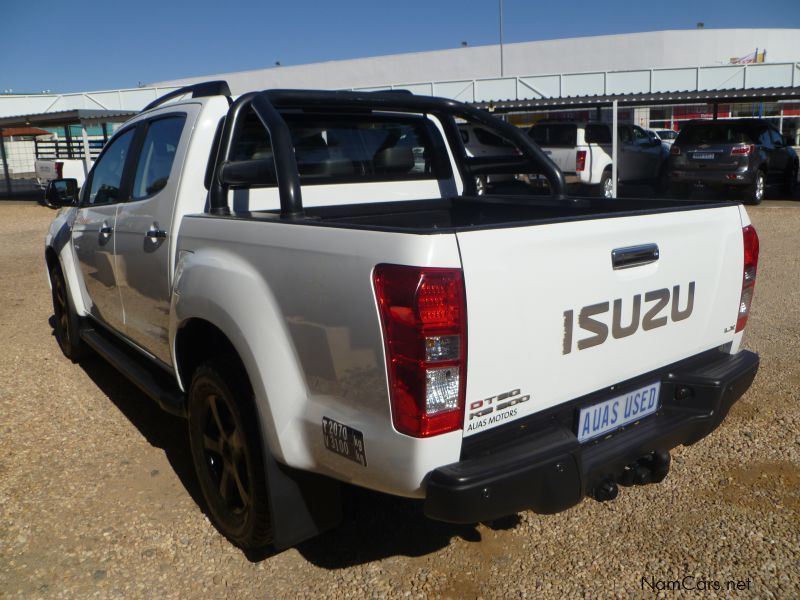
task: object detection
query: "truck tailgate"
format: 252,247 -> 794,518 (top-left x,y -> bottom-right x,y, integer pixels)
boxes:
457,205 -> 745,437
541,147 -> 576,174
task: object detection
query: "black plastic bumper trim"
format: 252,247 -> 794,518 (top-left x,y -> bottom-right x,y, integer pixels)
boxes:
424,349 -> 759,524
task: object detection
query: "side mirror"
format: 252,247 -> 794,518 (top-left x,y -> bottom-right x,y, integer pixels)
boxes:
219,158 -> 277,187
45,178 -> 79,208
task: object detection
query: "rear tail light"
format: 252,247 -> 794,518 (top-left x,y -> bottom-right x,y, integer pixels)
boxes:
731,144 -> 754,156
55,161 -> 64,179
735,225 -> 759,333
373,264 -> 467,437
669,145 -> 681,156
575,150 -> 587,172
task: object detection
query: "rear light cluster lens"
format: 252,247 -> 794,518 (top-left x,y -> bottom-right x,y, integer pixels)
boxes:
731,144 -> 754,156
575,150 -> 587,172
669,145 -> 681,156
55,161 -> 64,179
735,225 -> 759,333
373,264 -> 467,437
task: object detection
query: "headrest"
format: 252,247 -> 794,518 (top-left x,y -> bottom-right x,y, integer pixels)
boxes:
373,146 -> 415,174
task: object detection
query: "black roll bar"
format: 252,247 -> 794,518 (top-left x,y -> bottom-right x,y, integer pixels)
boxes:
208,88 -> 567,218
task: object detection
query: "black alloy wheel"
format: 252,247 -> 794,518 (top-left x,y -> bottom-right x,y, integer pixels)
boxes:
188,359 -> 272,550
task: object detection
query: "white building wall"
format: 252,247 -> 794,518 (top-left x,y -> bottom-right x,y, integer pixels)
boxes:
1,29 -> 797,119
154,29 -> 800,94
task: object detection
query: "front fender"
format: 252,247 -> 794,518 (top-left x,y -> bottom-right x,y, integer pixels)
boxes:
45,207 -> 88,317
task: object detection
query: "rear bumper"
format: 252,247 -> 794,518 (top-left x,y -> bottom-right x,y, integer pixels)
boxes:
424,349 -> 759,523
670,168 -> 755,187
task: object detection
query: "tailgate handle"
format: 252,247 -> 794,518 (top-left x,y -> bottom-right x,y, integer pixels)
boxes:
611,244 -> 659,270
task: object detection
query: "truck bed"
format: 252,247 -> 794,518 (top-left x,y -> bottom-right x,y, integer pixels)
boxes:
242,195 -> 733,233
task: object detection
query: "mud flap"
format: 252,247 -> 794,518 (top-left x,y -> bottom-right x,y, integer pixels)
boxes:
263,450 -> 343,550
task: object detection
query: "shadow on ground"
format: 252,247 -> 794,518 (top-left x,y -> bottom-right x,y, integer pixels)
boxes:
53,316 -> 520,568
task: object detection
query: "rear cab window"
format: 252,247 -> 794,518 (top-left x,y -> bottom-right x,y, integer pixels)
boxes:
231,109 -> 452,185
677,123 -> 754,145
529,124 -> 577,147
584,124 -> 611,144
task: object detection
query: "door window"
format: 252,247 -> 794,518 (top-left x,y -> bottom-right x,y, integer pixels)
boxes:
757,128 -> 773,148
132,116 -> 186,199
631,126 -> 650,145
87,129 -> 135,205
769,128 -> 785,147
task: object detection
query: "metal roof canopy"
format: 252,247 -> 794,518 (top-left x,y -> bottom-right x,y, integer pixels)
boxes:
0,109 -> 138,195
474,85 -> 800,112
0,108 -> 137,128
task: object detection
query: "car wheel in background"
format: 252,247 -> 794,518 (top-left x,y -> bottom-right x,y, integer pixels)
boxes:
744,170 -> 765,205
599,170 -> 614,199
474,175 -> 487,196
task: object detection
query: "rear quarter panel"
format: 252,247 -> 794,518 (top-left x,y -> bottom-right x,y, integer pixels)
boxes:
173,216 -> 463,497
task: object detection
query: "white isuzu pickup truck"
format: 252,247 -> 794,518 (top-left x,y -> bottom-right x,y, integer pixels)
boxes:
44,81 -> 760,552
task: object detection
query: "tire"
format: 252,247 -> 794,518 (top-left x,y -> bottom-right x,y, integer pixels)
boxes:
744,170 -> 766,205
188,358 -> 272,551
782,163 -> 798,198
49,262 -> 87,362
598,170 -> 614,199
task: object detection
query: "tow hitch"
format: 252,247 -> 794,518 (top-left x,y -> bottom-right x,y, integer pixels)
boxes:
592,450 -> 671,502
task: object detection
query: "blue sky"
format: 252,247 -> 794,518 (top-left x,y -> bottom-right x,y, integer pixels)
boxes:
2,0 -> 799,93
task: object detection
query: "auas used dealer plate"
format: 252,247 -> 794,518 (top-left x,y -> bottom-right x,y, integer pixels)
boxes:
576,382 -> 661,443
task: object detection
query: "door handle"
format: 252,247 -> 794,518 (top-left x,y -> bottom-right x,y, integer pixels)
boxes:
145,226 -> 167,240
100,223 -> 113,237
612,243 -> 659,270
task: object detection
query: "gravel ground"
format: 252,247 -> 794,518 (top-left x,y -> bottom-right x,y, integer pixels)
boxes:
1,201 -> 798,598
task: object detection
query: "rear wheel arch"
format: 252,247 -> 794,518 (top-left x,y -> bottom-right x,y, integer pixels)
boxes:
175,318 -> 246,392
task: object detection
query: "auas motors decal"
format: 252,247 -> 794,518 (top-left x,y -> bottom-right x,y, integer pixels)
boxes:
563,282 -> 695,354
466,388 -> 530,432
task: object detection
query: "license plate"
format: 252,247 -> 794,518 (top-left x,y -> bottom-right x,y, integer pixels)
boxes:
692,152 -> 715,160
576,382 -> 661,443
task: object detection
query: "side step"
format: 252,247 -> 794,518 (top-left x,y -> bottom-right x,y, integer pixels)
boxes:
80,328 -> 187,418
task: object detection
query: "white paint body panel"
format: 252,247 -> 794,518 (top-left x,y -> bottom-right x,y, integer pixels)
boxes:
174,217 -> 463,497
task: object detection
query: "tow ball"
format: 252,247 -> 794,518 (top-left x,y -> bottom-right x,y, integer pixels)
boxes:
592,450 -> 671,502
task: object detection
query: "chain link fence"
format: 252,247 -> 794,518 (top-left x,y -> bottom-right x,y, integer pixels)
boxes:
0,131 -> 42,200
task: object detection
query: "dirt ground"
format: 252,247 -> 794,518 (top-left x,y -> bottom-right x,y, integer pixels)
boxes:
1,201 -> 798,598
